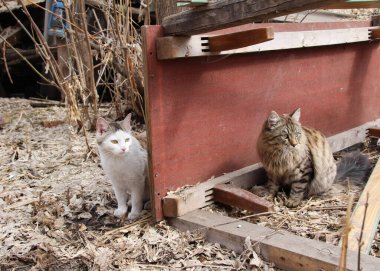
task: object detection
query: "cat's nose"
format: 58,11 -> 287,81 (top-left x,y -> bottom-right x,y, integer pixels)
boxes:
289,138 -> 298,147
121,147 -> 126,152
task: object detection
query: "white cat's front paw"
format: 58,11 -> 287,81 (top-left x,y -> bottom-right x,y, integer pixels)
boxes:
114,207 -> 127,218
143,201 -> 151,210
127,211 -> 140,220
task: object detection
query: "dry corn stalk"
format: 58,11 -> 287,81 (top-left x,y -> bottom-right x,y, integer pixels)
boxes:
1,0 -> 145,132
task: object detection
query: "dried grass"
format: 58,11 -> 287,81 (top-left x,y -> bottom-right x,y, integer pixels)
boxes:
1,0 -> 144,136
0,98 -> 281,271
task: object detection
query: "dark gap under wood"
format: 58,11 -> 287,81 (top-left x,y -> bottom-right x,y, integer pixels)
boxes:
367,128 -> 380,138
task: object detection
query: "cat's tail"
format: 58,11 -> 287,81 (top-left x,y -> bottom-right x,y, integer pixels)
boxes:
335,150 -> 371,182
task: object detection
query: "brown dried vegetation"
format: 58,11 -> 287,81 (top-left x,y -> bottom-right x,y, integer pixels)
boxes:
0,98 -> 280,271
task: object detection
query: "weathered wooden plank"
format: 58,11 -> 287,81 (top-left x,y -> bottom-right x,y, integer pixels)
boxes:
213,183 -> 273,213
326,0 -> 380,9
204,27 -> 274,52
162,164 -> 266,217
162,0 -> 344,35
169,210 -> 380,271
156,26 -> 377,60
370,28 -> 380,39
347,158 -> 380,254
327,119 -> 380,153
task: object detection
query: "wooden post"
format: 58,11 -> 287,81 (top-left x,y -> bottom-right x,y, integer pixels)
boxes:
347,158 -> 380,254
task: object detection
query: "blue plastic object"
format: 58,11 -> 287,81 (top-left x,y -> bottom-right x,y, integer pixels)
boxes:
48,0 -> 68,38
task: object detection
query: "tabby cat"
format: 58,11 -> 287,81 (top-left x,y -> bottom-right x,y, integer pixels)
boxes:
96,114 -> 149,220
257,108 -> 370,207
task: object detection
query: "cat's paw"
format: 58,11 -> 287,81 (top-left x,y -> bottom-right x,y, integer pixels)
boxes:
267,194 -> 275,202
114,207 -> 128,218
143,201 -> 151,210
127,211 -> 141,220
286,198 -> 301,208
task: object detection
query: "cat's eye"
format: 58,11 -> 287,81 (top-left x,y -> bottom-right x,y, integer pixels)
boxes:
111,140 -> 118,144
125,138 -> 130,142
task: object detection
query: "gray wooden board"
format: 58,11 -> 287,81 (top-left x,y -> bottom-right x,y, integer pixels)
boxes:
161,0 -> 345,35
170,210 -> 380,271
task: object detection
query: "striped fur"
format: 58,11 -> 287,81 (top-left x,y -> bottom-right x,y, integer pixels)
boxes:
257,108 -> 368,207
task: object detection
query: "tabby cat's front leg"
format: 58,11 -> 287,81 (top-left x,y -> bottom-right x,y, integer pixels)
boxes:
286,180 -> 308,208
267,179 -> 280,201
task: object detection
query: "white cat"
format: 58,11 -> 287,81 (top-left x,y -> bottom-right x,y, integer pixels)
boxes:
96,114 -> 149,220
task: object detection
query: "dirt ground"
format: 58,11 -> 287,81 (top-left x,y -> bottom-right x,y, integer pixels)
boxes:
0,98 -> 282,271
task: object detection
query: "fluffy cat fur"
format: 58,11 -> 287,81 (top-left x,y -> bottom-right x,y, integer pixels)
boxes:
96,114 -> 149,219
257,108 -> 370,207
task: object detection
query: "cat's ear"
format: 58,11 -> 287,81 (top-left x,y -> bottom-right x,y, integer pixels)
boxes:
267,111 -> 280,129
290,108 -> 301,122
120,113 -> 132,131
96,117 -> 109,135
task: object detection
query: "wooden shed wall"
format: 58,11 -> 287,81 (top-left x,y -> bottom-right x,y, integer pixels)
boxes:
142,21 -> 380,221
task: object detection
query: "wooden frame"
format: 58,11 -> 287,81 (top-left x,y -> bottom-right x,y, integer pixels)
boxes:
161,0 -> 345,35
169,210 -> 380,271
163,164 -> 266,217
157,26 -> 378,60
143,21 -> 380,221
143,18 -> 380,271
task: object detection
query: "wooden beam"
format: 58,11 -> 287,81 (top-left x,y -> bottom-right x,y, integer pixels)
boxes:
169,210 -> 380,271
369,28 -> 380,39
203,27 -> 274,52
347,158 -> 380,254
326,0 -> 380,9
213,184 -> 274,213
162,0 -> 345,36
162,164 -> 266,217
327,118 -> 380,153
156,26 -> 377,60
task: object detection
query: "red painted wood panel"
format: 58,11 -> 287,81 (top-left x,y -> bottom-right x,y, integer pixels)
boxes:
142,22 -> 380,221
